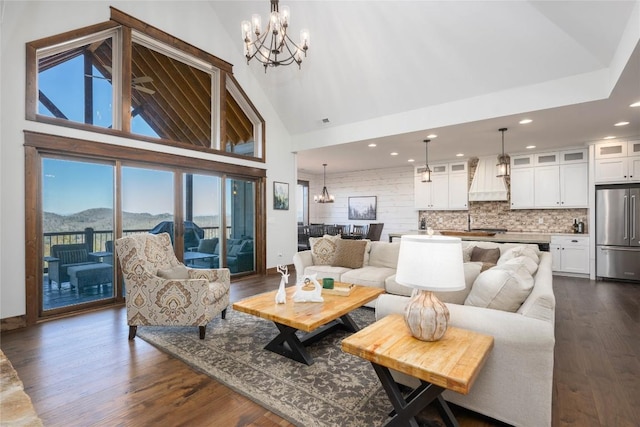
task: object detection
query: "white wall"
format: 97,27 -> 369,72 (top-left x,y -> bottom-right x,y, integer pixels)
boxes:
305,166 -> 419,242
0,1 -> 298,319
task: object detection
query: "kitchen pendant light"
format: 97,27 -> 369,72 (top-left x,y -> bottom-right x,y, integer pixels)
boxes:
421,139 -> 432,183
314,163 -> 334,203
496,128 -> 510,178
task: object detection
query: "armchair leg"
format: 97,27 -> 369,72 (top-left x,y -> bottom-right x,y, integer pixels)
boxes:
221,308 -> 227,319
128,326 -> 137,340
199,325 -> 206,340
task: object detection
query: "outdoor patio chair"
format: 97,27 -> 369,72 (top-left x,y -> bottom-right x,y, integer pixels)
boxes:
114,232 -> 230,340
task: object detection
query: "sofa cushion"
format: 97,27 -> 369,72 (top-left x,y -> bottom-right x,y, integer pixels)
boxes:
197,238 -> 218,254
157,264 -> 189,280
368,241 -> 400,268
464,261 -> 534,312
341,266 -> 396,289
333,239 -> 368,269
498,245 -> 540,265
58,249 -> 89,265
470,246 -> 500,264
462,245 -> 474,262
436,262 -> 484,305
309,234 -> 341,265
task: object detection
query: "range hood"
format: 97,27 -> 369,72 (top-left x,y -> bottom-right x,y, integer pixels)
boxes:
468,156 -> 508,201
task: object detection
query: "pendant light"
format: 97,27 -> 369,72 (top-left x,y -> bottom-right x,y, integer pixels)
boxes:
496,128 -> 510,178
314,163 -> 334,203
421,139 -> 432,183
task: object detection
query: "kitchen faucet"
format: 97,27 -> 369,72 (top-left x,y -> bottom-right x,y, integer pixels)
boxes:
467,214 -> 471,231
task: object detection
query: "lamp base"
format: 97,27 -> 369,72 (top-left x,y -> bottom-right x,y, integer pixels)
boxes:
404,290 -> 450,341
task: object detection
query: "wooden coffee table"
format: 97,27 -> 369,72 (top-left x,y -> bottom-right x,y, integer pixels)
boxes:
341,314 -> 493,427
233,285 -> 384,365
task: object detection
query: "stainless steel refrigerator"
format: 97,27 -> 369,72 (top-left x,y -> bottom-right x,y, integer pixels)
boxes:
596,185 -> 640,282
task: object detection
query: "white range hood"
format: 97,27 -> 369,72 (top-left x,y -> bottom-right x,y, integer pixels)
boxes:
468,156 -> 508,202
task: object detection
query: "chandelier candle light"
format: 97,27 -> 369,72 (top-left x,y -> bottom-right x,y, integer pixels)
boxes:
241,0 -> 310,71
314,163 -> 334,203
395,234 -> 466,341
496,127 -> 510,178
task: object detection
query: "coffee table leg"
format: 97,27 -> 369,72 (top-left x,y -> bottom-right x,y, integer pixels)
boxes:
371,363 -> 458,427
264,322 -> 315,365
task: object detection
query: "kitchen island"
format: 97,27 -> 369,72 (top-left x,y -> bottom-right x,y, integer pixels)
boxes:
388,230 -> 553,249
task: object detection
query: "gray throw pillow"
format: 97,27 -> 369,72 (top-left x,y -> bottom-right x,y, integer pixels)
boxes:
470,247 -> 500,264
332,239 -> 368,269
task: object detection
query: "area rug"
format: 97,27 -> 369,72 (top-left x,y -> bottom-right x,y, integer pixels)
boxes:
136,307 -> 444,427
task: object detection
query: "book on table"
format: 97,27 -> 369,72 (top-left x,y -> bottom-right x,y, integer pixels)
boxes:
321,282 -> 355,296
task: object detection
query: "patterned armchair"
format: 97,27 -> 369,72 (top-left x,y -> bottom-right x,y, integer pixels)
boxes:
114,232 -> 230,340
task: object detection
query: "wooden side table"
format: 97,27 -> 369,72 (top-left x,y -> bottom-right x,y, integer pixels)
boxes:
341,314 -> 493,427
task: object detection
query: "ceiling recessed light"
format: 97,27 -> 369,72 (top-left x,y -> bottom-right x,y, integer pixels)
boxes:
368,143 -> 377,147
390,152 -> 398,156
519,119 -> 533,124
603,136 -> 616,140
427,134 -> 437,138
408,159 -> 415,162
630,101 -> 640,107
614,121 -> 629,126
526,145 -> 536,149
456,153 -> 464,157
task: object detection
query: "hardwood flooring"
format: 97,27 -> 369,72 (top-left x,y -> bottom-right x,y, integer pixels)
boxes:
1,274 -> 639,426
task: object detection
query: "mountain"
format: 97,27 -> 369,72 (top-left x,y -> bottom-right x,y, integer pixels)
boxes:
43,208 -> 218,232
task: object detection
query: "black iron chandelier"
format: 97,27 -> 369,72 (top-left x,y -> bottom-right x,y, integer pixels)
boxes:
421,139 -> 432,183
241,0 -> 310,72
314,164 -> 334,203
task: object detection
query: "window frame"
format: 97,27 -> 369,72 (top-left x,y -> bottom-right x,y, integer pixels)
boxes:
25,7 -> 265,163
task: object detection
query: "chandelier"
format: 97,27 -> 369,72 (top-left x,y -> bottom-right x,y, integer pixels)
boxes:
314,164 -> 334,203
241,0 -> 310,72
421,139 -> 432,183
496,128 -> 510,178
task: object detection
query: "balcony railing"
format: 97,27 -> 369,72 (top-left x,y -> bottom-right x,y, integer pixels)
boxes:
43,226 -> 230,257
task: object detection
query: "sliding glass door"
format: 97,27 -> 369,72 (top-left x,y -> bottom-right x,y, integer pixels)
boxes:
41,157 -> 114,313
225,178 -> 256,274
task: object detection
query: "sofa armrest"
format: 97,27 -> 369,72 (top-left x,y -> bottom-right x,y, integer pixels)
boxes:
293,250 -> 313,281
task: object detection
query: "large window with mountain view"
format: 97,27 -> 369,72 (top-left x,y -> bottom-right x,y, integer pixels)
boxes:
27,8 -> 264,161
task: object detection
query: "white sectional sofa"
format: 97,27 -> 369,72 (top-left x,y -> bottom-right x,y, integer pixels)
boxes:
293,236 -> 555,427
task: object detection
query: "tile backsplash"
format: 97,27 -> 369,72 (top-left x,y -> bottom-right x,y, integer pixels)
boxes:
419,158 -> 589,234
420,203 -> 588,234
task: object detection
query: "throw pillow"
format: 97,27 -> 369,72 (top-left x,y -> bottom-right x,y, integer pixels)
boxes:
309,234 -> 341,265
470,246 -> 500,264
197,238 -> 218,254
157,264 -> 189,280
502,255 -> 538,275
464,264 -> 534,312
332,239 -> 368,269
497,245 -> 540,265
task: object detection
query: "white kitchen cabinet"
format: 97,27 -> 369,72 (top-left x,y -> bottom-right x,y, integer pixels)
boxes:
511,154 -> 534,168
550,235 -> 590,275
512,149 -> 587,209
594,140 -> 640,183
414,162 -> 467,210
510,167 -> 535,209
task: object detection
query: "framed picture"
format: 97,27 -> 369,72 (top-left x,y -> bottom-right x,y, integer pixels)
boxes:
273,181 -> 289,210
348,196 -> 377,220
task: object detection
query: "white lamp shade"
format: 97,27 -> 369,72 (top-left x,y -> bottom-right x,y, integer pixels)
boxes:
395,235 -> 466,292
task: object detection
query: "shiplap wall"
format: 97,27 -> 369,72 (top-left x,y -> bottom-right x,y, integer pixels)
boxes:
302,166 -> 419,242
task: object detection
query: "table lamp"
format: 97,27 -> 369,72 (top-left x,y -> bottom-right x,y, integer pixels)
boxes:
395,235 -> 465,341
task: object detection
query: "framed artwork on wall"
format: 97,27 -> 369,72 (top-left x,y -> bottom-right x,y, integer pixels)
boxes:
348,196 -> 377,220
273,181 -> 289,210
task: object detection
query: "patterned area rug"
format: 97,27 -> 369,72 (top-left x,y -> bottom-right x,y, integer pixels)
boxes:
137,307 -> 444,427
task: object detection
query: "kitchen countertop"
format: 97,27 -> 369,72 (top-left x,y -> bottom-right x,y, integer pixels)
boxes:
388,230 -> 588,244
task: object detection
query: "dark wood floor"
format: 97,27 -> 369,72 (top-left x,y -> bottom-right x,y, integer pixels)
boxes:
1,274 -> 639,426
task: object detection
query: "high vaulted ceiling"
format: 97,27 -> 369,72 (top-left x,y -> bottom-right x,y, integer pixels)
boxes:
210,1 -> 640,174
